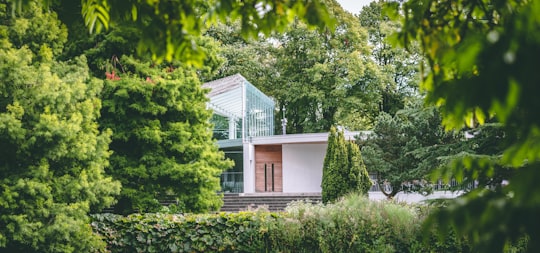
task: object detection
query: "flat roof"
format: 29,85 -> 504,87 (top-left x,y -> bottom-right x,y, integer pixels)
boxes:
216,131 -> 371,148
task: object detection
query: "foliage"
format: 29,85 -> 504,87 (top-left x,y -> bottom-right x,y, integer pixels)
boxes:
347,140 -> 372,195
358,0 -> 420,115
359,104 -> 462,198
0,2 -> 120,251
208,0 -> 376,133
272,2 -> 371,133
99,56 -> 232,214
61,20 -> 224,80
91,212 -> 271,253
435,122 -> 510,191
92,194 -> 477,253
282,194 -> 420,253
391,0 -> 540,251
322,127 -> 371,203
8,0 -> 334,64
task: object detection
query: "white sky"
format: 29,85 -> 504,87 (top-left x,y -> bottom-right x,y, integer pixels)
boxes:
336,0 -> 374,14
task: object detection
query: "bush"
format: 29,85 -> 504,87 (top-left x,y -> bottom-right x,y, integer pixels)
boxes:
280,194 -> 419,253
92,194 -> 479,252
92,211 -> 274,253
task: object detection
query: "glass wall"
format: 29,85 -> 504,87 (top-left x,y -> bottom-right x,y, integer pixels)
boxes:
211,114 -> 229,140
207,76 -> 274,141
245,82 -> 274,138
205,74 -> 276,193
220,150 -> 243,193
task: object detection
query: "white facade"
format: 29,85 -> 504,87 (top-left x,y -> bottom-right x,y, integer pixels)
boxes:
205,74 -> 370,194
282,143 -> 327,193
237,132 -> 362,193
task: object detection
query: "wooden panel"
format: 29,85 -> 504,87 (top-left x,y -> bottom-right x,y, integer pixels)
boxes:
255,145 -> 283,192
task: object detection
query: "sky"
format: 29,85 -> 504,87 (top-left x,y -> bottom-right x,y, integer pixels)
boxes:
335,0 -> 374,14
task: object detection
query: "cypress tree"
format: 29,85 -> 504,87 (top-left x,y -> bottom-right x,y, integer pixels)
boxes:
347,140 -> 372,195
322,127 -> 371,203
322,127 -> 338,203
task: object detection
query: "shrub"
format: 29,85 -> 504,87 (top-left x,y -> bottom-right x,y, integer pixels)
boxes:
92,195 -> 479,252
92,211 -> 275,253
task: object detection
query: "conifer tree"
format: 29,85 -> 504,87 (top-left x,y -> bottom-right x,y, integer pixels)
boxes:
347,140 -> 372,195
0,2 -> 120,251
99,56 -> 232,214
322,127 -> 339,203
322,127 -> 371,203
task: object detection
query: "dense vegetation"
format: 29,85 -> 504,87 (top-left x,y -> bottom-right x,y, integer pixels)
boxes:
0,2 -> 121,251
2,0 -> 539,251
322,127 -> 371,203
7,0 -> 333,64
92,194 -> 476,253
359,104 -> 463,198
392,0 -> 540,251
99,56 -> 233,214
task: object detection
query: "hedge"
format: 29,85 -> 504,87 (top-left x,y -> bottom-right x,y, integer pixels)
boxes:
91,194 -> 474,253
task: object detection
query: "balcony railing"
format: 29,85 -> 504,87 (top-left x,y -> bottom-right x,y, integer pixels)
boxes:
369,178 -> 474,192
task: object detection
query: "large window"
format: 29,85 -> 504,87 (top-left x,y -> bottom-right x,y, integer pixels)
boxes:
220,151 -> 243,193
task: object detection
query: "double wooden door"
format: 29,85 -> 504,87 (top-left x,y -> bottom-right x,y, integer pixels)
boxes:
255,145 -> 283,192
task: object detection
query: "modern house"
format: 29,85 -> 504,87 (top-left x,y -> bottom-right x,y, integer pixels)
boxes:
203,74 -> 361,194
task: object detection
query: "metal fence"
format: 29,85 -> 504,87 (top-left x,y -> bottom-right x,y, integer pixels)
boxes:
369,178 -> 474,192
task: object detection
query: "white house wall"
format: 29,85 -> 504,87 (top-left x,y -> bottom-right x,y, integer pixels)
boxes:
243,143 -> 256,193
282,143 -> 328,193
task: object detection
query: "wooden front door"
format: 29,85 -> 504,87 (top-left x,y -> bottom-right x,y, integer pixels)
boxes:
255,145 -> 283,192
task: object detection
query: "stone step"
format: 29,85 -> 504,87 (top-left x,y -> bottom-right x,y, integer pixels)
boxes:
220,193 -> 322,212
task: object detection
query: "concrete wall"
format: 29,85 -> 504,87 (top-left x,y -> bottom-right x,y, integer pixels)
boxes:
282,143 -> 328,193
243,143 -> 256,193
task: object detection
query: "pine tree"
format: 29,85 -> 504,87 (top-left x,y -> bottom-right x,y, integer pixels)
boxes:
0,2 -> 120,251
99,56 -> 232,214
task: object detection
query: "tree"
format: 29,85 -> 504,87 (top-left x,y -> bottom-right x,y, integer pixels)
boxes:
347,140 -> 372,195
204,21 -> 277,86
359,104 -> 462,199
322,127 -> 371,203
0,2 -> 120,251
358,0 -> 420,116
8,0 -> 335,64
273,1 -> 371,133
99,56 -> 232,214
393,0 -> 540,251
207,0 -> 376,133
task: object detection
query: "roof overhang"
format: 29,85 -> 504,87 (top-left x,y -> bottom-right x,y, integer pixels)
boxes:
215,131 -> 371,148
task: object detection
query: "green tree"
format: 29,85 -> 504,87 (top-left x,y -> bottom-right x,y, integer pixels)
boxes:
9,0 -> 334,64
359,104 -> 462,199
272,2 -> 370,133
0,2 -> 120,251
358,0 -> 420,116
208,0 -> 375,133
393,0 -> 540,251
347,140 -> 372,195
322,127 -> 371,203
99,56 -> 232,214
204,21 -> 277,86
